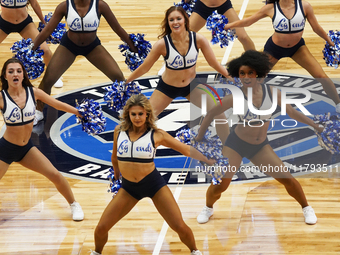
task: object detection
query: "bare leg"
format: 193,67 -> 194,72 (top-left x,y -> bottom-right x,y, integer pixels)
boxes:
149,89 -> 174,116
85,45 -> 125,82
291,45 -> 340,105
37,45 -> 76,110
205,146 -> 242,207
250,145 -> 308,207
152,186 -> 198,252
0,29 -> 9,43
94,189 -> 138,253
188,12 -> 208,32
0,160 -> 10,180
19,147 -> 76,204
223,8 -> 255,51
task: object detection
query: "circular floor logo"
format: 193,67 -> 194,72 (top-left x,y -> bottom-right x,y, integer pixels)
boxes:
24,72 -> 340,185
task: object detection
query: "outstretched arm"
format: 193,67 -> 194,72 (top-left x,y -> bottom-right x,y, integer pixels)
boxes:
33,87 -> 81,117
29,0 -> 45,23
155,129 -> 215,165
196,33 -> 229,77
32,2 -> 66,49
125,40 -> 165,83
276,88 -> 323,132
111,125 -> 121,179
304,1 -> 334,46
224,4 -> 272,30
100,0 -> 138,52
197,95 -> 232,141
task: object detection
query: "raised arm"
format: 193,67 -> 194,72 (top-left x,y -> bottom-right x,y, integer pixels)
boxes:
224,4 -> 273,30
196,33 -> 229,77
155,129 -> 215,165
99,0 -> 137,52
111,125 -> 121,180
276,87 -> 323,132
33,87 -> 81,117
32,3 -> 66,49
125,39 -> 165,83
196,95 -> 233,141
304,1 -> 334,46
29,0 -> 45,23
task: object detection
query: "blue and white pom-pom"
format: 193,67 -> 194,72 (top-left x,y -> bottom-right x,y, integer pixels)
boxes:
107,167 -> 122,197
119,33 -> 152,72
313,113 -> 340,154
220,77 -> 243,96
38,12 -> 66,44
174,0 -> 197,17
75,98 -> 107,135
10,38 -> 45,80
323,30 -> 340,69
176,128 -> 229,184
206,11 -> 236,48
104,80 -> 141,112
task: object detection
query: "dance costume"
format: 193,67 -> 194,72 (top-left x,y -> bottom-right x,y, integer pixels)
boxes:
156,31 -> 199,98
117,128 -> 166,200
192,0 -> 233,20
224,84 -> 272,159
0,86 -> 36,164
264,0 -> 306,60
0,0 -> 33,34
61,0 -> 101,56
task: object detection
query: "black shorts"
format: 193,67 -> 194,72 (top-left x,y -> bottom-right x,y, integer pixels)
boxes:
192,0 -> 233,20
224,131 -> 269,159
60,33 -> 101,56
121,168 -> 167,200
0,14 -> 33,34
264,36 -> 305,60
0,137 -> 34,164
156,77 -> 199,99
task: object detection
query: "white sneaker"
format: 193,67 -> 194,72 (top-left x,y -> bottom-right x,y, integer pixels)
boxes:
70,201 -> 84,221
33,110 -> 44,126
197,206 -> 213,224
302,205 -> 317,225
191,250 -> 202,255
90,250 -> 101,255
54,78 -> 63,88
336,103 -> 340,114
224,108 -> 233,119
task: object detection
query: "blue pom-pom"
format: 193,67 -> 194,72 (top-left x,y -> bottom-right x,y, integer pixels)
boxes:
76,98 -> 107,135
323,30 -> 340,69
107,167 -> 122,197
119,33 -> 152,72
313,113 -> 340,154
219,77 -> 243,96
10,38 -> 45,80
174,0 -> 197,17
38,12 -> 66,44
206,11 -> 236,48
177,128 -> 229,184
104,80 -> 141,112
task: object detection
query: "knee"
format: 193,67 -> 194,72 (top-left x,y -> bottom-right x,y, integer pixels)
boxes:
236,32 -> 251,44
49,171 -> 64,185
95,222 -> 110,237
279,177 -> 298,188
170,220 -> 189,235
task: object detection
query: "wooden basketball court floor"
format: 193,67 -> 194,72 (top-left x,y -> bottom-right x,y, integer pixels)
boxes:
0,0 -> 340,254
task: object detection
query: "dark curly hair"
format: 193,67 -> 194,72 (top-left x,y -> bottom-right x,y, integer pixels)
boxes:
1,58 -> 33,90
158,6 -> 190,39
227,50 -> 273,78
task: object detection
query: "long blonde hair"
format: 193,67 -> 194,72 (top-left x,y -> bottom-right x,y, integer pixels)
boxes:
120,94 -> 157,131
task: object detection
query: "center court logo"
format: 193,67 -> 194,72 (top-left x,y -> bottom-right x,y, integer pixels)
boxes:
22,73 -> 340,185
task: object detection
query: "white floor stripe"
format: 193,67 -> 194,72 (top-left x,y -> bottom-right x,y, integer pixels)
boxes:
221,0 -> 250,65
152,187 -> 183,255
